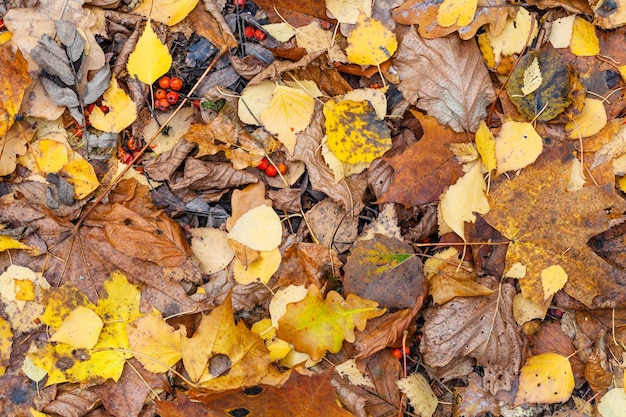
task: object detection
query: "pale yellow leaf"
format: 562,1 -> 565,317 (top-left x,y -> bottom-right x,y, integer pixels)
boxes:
260,85 -> 315,153
325,0 -> 371,24
570,17 -> 599,57
541,265 -> 568,301
0,122 -> 29,176
126,20 -> 172,85
549,15 -> 576,49
440,162 -> 490,241
345,13 -> 397,66
495,121 -> 543,176
62,158 -> 99,200
49,306 -> 103,349
263,23 -> 296,42
568,158 -> 585,191
396,373 -> 438,417
336,359 -> 374,388
133,0 -> 199,26
506,262 -> 526,279
437,0 -> 478,28
238,80 -> 276,126
475,120 -> 496,172
23,344 -> 47,383
89,78 -> 137,133
513,292 -> 547,325
190,228 -> 235,275
295,21 -> 346,62
599,388 -> 626,417
127,312 -> 183,373
514,353 -> 574,405
520,57 -> 542,96
485,7 -> 538,63
233,248 -> 281,285
269,285 -> 308,328
565,98 -> 606,139
228,205 -> 282,251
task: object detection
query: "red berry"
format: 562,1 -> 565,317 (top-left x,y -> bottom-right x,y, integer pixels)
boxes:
193,99 -> 201,109
276,162 -> 288,175
158,76 -> 170,89
244,26 -> 255,38
264,165 -> 277,177
99,105 -> 109,113
392,349 -> 403,359
254,29 -> 266,41
0,18 -> 5,31
166,90 -> 179,105
85,103 -> 95,113
402,346 -> 410,354
155,98 -> 170,111
257,157 -> 270,171
170,77 -> 183,91
155,88 -> 167,100
320,20 -> 332,30
232,0 -> 245,7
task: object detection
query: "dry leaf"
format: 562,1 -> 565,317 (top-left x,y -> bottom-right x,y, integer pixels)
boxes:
394,27 -> 495,133
132,0 -> 199,26
0,44 -> 31,137
126,20 -> 172,85
514,353 -> 574,405
396,373 -> 438,417
345,13 -> 397,66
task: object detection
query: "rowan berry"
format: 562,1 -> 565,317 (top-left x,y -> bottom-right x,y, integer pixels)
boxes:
257,157 -> 270,171
158,76 -> 170,89
232,0 -> 245,7
155,88 -> 167,100
166,90 -> 179,105
169,77 -> 183,91
264,164 -> 278,177
244,26 -> 255,38
276,162 -> 288,175
155,98 -> 170,111
254,29 -> 266,41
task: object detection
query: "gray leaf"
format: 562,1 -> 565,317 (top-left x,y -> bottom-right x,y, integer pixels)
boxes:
31,35 -> 75,86
55,20 -> 84,63
86,131 -> 117,156
83,65 -> 111,105
40,76 -> 80,108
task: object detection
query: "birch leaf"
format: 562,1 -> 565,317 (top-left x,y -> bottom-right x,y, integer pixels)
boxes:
520,57 -> 542,96
126,20 -> 172,85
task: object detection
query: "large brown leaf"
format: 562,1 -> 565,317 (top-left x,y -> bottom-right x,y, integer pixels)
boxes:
422,277 -> 522,394
378,112 -> 465,207
483,147 -> 626,308
394,28 -> 495,133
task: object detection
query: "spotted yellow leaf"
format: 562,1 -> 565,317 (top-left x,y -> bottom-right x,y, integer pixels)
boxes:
126,20 -> 172,85
495,121 -> 543,176
514,353 -> 574,405
89,78 -> 137,133
346,13 -> 397,66
324,99 -> 391,164
437,0 -> 478,28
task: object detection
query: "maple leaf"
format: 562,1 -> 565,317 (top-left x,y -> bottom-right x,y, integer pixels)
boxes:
378,112 -> 465,207
483,147 -> 626,308
277,285 -> 385,361
394,27 -> 495,133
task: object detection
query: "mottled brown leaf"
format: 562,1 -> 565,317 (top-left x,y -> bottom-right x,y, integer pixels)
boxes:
453,373 -> 500,417
169,158 -> 258,191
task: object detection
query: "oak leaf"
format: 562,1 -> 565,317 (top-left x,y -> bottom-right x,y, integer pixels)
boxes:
277,285 -> 385,361
483,147 -> 626,308
437,0 -> 478,28
394,28 -> 495,133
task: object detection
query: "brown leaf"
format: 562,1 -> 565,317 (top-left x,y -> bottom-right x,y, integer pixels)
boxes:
276,242 -> 341,288
483,146 -> 626,308
344,235 -> 426,309
394,29 -> 495,133
378,112 -> 465,207
42,383 -> 100,417
145,139 -> 197,182
169,158 -> 259,191
187,0 -> 237,51
453,373 -> 500,417
392,0 -> 512,40
422,277 -> 523,394
529,321 -> 584,380
584,331 -> 613,394
305,199 -> 359,253
267,188 -> 303,213
189,369 -> 355,417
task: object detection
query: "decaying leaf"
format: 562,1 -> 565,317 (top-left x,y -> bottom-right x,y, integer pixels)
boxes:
394,27 -> 495,133
0,44 -> 31,137
396,373 -> 437,417
345,13 -> 397,66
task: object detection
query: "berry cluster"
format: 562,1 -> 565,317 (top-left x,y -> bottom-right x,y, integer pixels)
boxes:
257,157 -> 287,177
244,25 -> 266,41
154,76 -> 183,112
391,346 -> 410,360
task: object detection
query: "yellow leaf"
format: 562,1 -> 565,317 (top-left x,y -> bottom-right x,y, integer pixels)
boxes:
228,205 -> 282,252
62,158 -> 99,200
127,312 -> 184,373
0,235 -> 29,252
345,13 -> 397,66
263,23 -> 296,42
133,0 -> 199,26
520,57 -> 542,96
570,17 -> 599,57
49,306 -> 104,349
513,292 -> 547,325
30,409 -> 49,417
437,0 -> 478,28
324,99 -> 392,164
233,248 -> 281,285
475,120 -> 496,171
89,78 -> 137,133
269,285 -> 309,329
495,121 -> 543,176
325,0 -> 371,25
548,15 -> 576,49
483,7 -> 538,64
277,285 -> 385,361
0,121 -> 30,176
295,21 -> 346,62
565,98 -> 607,139
238,80 -> 276,126
439,163 -> 490,241
598,388 -> 626,417
260,84 -> 315,153
396,373 -> 438,417
0,44 -> 31,137
0,316 -> 12,376
620,65 -> 626,83
541,264 -> 568,301
126,20 -> 172,85
14,279 -> 35,301
191,228 -> 235,275
34,139 -> 69,174
514,353 -> 574,405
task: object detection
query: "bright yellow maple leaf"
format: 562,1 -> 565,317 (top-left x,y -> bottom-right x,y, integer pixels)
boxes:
0,317 -> 12,376
324,99 -> 392,164
62,158 -> 99,200
132,0 -> 199,26
89,78 -> 137,133
277,285 -> 385,361
127,312 -> 184,373
514,353 -> 574,405
126,20 -> 172,85
260,84 -> 316,153
29,271 -> 141,385
437,0 -> 478,28
346,13 -> 397,67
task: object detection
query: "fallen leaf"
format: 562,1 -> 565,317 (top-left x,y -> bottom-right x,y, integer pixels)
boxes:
233,248 -> 282,285
0,317 -> 12,376
565,98 -> 607,139
345,13 -> 397,66
541,265 -> 568,301
190,228 -> 235,275
520,57 -> 543,96
228,205 -> 282,252
495,121 -> 543,176
61,157 -> 99,200
277,285 -> 385,361
326,0 -> 371,25
453,372 -> 500,417
0,121 -> 32,176
126,20 -> 172,85
396,373 -> 438,417
89,77 -> 137,133
132,0 -> 199,26
0,44 -> 31,137
598,388 -> 626,417
475,120 -> 497,172
49,306 -> 104,349
437,0 -> 478,28
570,16 -> 599,57
514,352 -> 574,405
394,27 -> 495,133
238,80 -> 276,126
127,312 -> 184,373
479,7 -> 538,67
